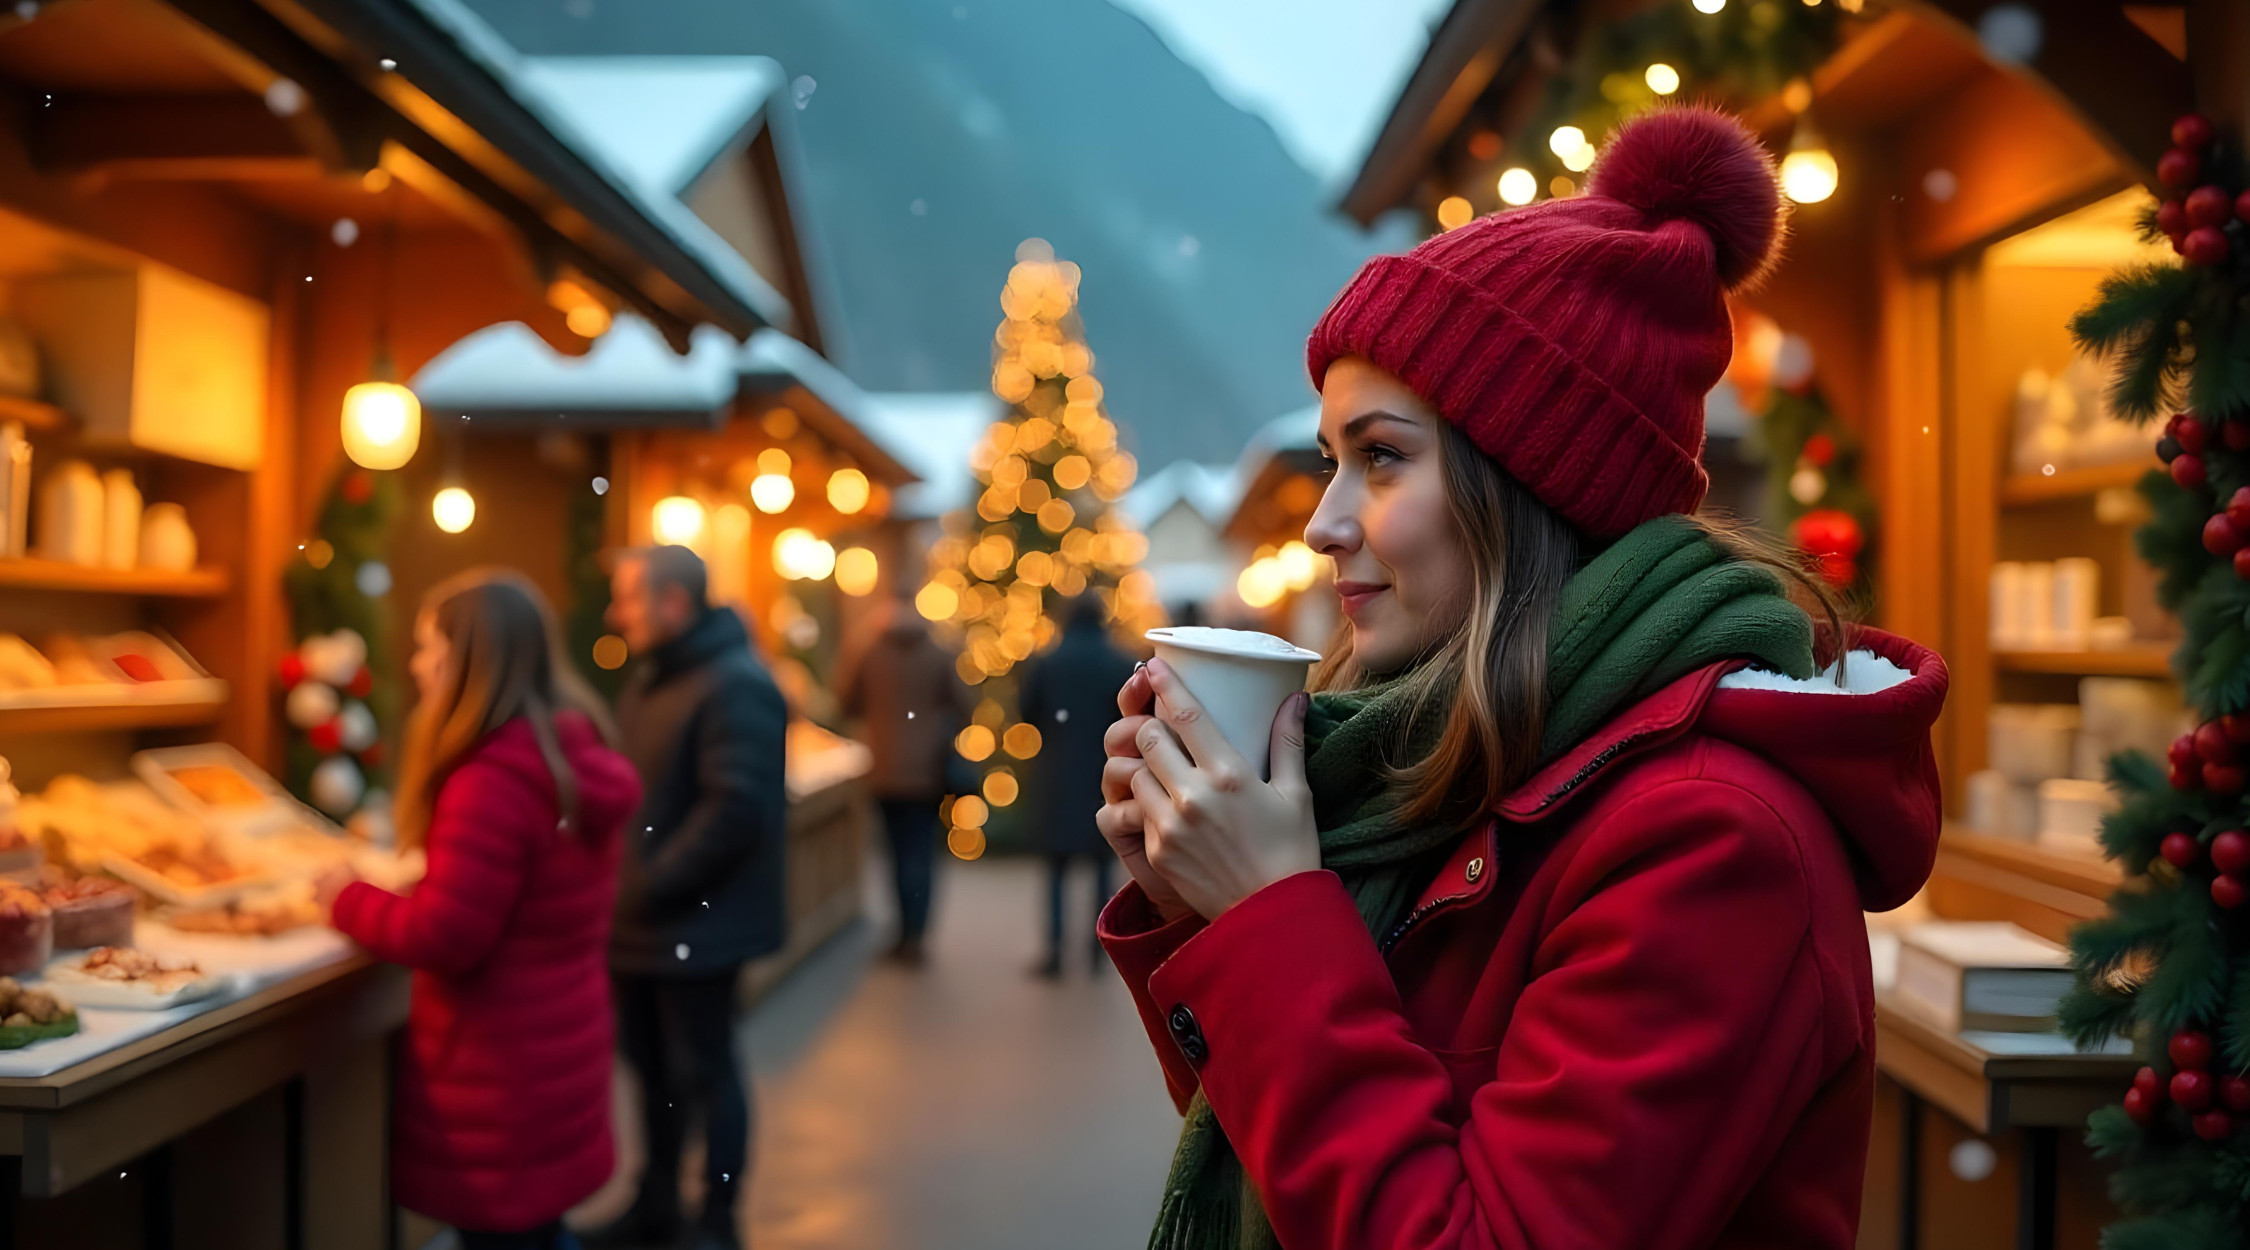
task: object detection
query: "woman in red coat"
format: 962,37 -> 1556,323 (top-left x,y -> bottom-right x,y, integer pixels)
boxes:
1097,108 -> 1948,1250
326,570 -> 642,1250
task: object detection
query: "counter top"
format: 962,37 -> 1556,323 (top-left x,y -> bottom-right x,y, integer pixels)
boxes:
1874,991 -> 2134,1134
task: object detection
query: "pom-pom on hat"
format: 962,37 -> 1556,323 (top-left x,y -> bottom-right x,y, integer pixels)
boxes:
1306,106 -> 1785,539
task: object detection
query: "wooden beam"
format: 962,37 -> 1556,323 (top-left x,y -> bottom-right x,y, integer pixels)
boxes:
28,94 -> 323,180
1339,0 -> 1545,226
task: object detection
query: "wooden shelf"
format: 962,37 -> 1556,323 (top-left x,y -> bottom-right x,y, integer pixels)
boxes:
1999,460 -> 2155,506
0,395 -> 67,433
0,559 -> 226,597
0,698 -> 223,736
1994,647 -> 2173,678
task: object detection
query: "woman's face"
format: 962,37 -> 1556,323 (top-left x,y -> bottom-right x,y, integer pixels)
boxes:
1306,357 -> 1475,675
409,610 -> 452,708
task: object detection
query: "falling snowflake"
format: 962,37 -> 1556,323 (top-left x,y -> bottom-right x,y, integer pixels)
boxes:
792,76 -> 817,110
331,218 -> 360,247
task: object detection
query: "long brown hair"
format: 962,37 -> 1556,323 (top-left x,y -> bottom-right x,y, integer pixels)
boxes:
392,569 -> 619,851
1309,419 -> 1848,832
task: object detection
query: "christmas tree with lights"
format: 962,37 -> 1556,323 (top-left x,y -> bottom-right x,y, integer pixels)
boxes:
916,240 -> 1163,857
280,465 -> 399,837
2059,112 -> 2250,1248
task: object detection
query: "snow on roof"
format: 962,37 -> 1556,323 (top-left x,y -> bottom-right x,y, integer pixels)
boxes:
1121,459 -> 1242,530
519,57 -> 784,196
1238,402 -> 1322,467
857,394 -> 1005,520
412,315 -> 740,425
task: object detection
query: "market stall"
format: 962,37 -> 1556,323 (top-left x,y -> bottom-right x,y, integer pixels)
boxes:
0,0 -> 790,1244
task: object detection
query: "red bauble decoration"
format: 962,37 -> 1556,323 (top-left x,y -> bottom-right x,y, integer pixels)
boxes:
2188,185 -> 2234,229
2173,1030 -> 2216,1070
359,741 -> 385,770
2175,113 -> 2215,151
2178,413 -> 2210,456
2195,1109 -> 2236,1141
2174,452 -> 2210,491
2206,762 -> 2246,794
2158,198 -> 2190,240
308,719 -> 343,754
1788,509 -> 1864,590
2203,513 -> 2241,557
346,666 -> 374,699
341,471 -> 375,505
2135,1066 -> 2166,1101
2234,546 -> 2250,581
278,652 -> 306,690
2225,1075 -> 2250,1113
2175,1068 -> 2217,1110
2185,226 -> 2231,267
2161,146 -> 2204,190
2163,831 -> 2203,868
2198,721 -> 2238,763
2214,873 -> 2247,910
2124,1086 -> 2157,1125
1803,432 -> 1836,467
2214,829 -> 2250,874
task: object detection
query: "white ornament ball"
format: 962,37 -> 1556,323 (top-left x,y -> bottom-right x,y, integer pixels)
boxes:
1789,465 -> 1828,507
355,561 -> 392,598
286,680 -> 340,729
337,701 -> 378,752
329,629 -> 368,673
309,755 -> 365,816
1771,334 -> 1816,390
308,631 -> 361,687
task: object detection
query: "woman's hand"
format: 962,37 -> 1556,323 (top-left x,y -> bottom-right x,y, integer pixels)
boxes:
314,863 -> 359,915
1097,665 -> 1198,924
1128,657 -> 1318,920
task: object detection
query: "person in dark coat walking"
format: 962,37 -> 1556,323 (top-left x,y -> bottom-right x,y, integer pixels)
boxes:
836,588 -> 966,965
590,546 -> 787,1250
1019,592 -> 1138,976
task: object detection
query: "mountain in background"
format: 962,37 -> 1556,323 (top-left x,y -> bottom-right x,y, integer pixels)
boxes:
464,0 -> 1415,464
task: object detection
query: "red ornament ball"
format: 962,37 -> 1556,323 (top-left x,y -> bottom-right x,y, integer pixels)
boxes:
2214,873 -> 2247,910
2178,414 -> 2210,456
2195,1109 -> 2236,1142
278,652 -> 306,690
347,666 -> 374,699
2188,185 -> 2235,229
2207,762 -> 2246,794
2198,721 -> 2239,763
2125,1086 -> 2157,1125
2173,1029 -> 2216,1070
2158,198 -> 2189,240
2225,1075 -> 2250,1114
2185,226 -> 2231,267
2175,113 -> 2215,151
2174,452 -> 2210,491
1803,432 -> 1836,468
2228,487 -> 2250,532
2163,831 -> 2204,869
341,471 -> 375,505
308,719 -> 343,754
2135,1066 -> 2166,1101
359,741 -> 385,770
2174,1068 -> 2217,1111
2234,547 -> 2250,581
2161,146 -> 2204,190
2203,514 -> 2241,557
2215,829 -> 2250,874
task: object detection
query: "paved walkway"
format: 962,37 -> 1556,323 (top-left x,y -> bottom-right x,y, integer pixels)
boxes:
576,856 -> 1185,1250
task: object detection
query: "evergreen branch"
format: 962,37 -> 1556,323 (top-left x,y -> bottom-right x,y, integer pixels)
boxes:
2087,1104 -> 2144,1161
2059,983 -> 2138,1048
2109,1151 -> 2223,1211
2072,886 -> 2179,980
2139,890 -> 2231,1037
2139,472 -> 2219,610
2226,965 -> 2250,1072
2071,263 -> 2195,355
2098,1205 -> 2239,1250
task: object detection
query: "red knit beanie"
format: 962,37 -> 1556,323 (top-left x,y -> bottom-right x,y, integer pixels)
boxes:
1306,107 -> 1785,539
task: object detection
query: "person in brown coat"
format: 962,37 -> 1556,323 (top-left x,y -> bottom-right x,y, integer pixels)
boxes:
837,586 -> 967,964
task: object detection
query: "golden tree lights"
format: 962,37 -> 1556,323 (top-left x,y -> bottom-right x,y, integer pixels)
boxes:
922,240 -> 1164,857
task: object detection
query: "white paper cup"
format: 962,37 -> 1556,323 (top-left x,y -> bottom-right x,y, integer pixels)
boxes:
1144,627 -> 1321,779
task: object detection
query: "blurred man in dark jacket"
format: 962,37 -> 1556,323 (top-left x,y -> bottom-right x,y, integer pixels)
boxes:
591,545 -> 785,1250
837,586 -> 965,966
1018,593 -> 1137,977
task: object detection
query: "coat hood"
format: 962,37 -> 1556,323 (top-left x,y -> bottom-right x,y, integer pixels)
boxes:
1501,627 -> 1947,912
475,712 -> 642,841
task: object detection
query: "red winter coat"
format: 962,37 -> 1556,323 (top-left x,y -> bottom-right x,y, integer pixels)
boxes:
332,713 -> 641,1233
1101,628 -> 1947,1250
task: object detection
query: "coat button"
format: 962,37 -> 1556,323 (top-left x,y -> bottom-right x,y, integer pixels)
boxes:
1167,1004 -> 1208,1066
1466,856 -> 1485,884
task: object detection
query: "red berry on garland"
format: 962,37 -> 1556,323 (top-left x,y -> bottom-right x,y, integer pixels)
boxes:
308,719 -> 343,754
2185,226 -> 2231,267
2174,452 -> 2210,491
2158,198 -> 2190,239
2175,1068 -> 2217,1110
2188,185 -> 2234,229
278,652 -> 305,690
2238,188 -> 2250,226
2228,487 -> 2250,532
2124,1086 -> 2157,1125
2178,413 -> 2209,455
2203,513 -> 2241,557
2173,1030 -> 2215,1070
2206,761 -> 2246,794
2174,113 -> 2214,150
347,666 -> 374,699
2214,873 -> 2247,910
2161,146 -> 2204,190
2163,831 -> 2203,868
2226,714 -> 2250,745
2199,721 -> 2238,763
2229,421 -> 2250,452
2225,1075 -> 2250,1113
1803,432 -> 1836,467
2215,829 -> 2250,874
2159,435 -> 2185,463
2174,759 -> 2205,790
2136,1066 -> 2166,1101
2195,1109 -> 2236,1141
2235,547 -> 2250,581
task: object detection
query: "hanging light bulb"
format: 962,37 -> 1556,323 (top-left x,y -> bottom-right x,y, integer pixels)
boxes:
341,367 -> 420,470
652,496 -> 706,546
431,486 -> 475,533
1780,116 -> 1839,204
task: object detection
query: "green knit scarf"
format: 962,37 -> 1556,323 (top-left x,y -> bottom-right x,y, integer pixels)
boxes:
1147,515 -> 1814,1250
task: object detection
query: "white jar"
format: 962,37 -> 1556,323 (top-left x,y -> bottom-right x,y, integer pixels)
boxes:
35,459 -> 102,567
138,503 -> 197,572
100,468 -> 140,571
